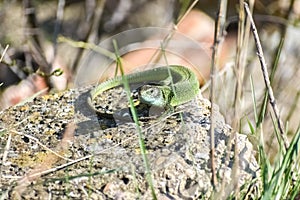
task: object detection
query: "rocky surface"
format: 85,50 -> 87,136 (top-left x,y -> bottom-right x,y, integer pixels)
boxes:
0,85 -> 259,199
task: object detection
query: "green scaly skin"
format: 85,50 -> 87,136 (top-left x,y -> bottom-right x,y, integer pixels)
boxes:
88,65 -> 200,111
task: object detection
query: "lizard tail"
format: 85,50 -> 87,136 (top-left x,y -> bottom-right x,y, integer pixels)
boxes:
90,76 -> 124,99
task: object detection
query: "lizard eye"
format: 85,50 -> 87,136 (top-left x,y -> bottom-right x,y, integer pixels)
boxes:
147,88 -> 159,96
141,86 -> 161,98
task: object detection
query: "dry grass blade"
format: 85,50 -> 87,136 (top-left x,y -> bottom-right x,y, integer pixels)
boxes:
2,130 -> 12,165
51,0 -> 65,66
244,2 -> 289,150
210,0 -> 228,191
0,44 -> 9,63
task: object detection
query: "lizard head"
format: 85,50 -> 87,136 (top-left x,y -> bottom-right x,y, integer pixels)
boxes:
139,85 -> 172,107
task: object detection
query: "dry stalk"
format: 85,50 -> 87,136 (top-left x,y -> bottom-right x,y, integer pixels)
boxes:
210,0 -> 228,189
244,2 -> 289,149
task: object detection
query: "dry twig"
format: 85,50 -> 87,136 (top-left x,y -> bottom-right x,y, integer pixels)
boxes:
244,2 -> 289,149
209,0 -> 228,189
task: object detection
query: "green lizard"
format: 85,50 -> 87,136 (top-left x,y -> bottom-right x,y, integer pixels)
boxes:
88,65 -> 200,112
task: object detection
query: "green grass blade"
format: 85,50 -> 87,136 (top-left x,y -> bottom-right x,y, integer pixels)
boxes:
262,127 -> 300,199
112,40 -> 157,199
250,75 -> 258,123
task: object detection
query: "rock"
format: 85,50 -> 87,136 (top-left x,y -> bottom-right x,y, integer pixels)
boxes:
0,85 -> 259,199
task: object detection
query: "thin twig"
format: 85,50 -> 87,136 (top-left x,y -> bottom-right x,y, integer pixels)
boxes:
0,44 -> 9,63
142,0 -> 199,67
244,2 -> 289,149
23,0 -> 52,88
209,0 -> 228,189
229,0 -> 253,197
58,36 -> 115,60
71,0 -> 106,73
25,154 -> 92,179
176,0 -> 199,26
51,0 -> 65,65
2,131 -> 12,165
11,130 -> 74,162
